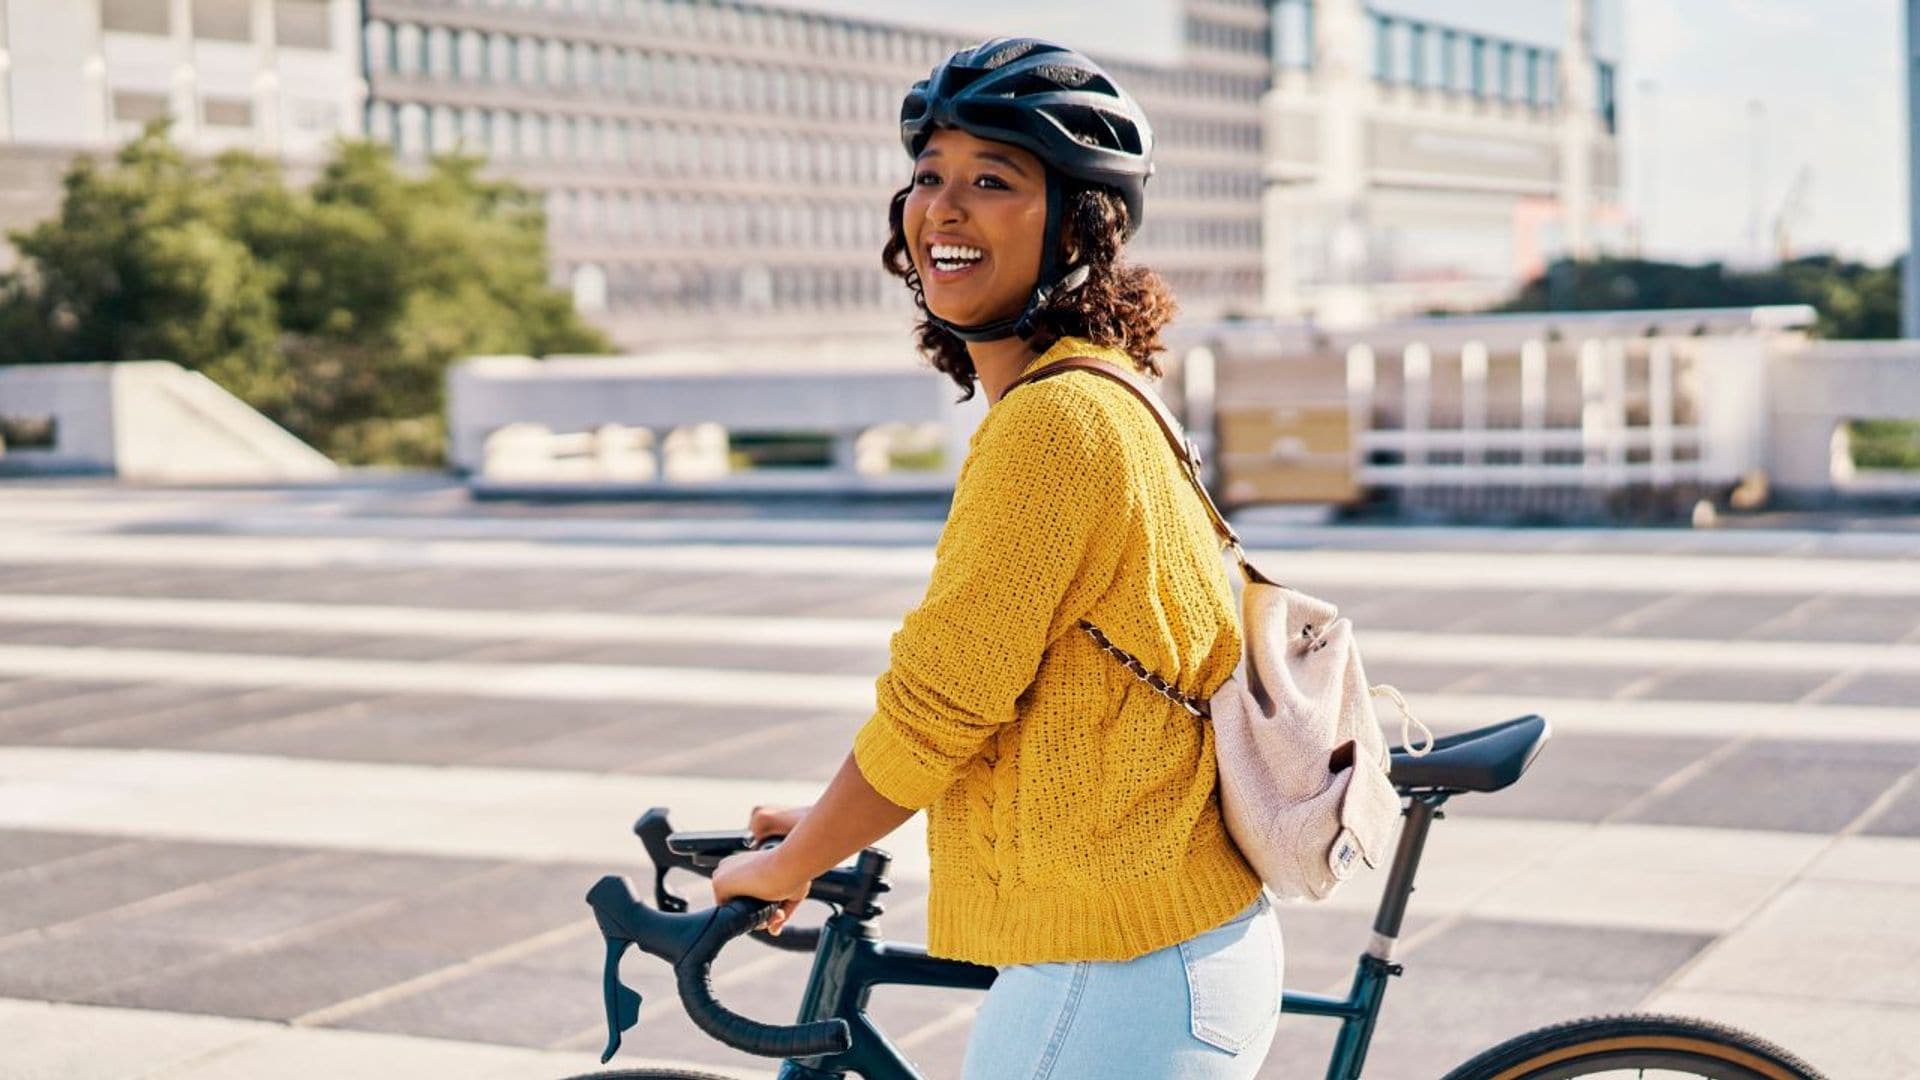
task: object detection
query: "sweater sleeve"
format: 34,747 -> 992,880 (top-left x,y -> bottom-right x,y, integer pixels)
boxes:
852,380 -> 1130,810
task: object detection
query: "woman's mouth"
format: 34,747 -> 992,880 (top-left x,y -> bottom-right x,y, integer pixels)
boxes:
928,243 -> 987,282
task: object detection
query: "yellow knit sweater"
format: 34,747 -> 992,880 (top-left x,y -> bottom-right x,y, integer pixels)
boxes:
852,335 -> 1260,967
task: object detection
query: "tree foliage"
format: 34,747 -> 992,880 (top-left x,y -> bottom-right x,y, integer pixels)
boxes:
1493,254 -> 1903,341
0,123 -> 610,464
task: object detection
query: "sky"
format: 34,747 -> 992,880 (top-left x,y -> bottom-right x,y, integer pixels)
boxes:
777,0 -> 1906,266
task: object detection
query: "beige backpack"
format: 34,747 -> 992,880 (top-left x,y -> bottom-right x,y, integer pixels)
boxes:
1006,357 -> 1432,900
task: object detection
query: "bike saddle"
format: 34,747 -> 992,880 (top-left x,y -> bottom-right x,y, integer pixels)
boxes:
1389,714 -> 1549,794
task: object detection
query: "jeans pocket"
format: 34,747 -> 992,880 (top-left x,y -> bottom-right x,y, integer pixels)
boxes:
1176,896 -> 1281,1055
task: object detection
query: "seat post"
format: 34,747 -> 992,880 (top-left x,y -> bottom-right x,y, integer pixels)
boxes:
1366,792 -> 1447,961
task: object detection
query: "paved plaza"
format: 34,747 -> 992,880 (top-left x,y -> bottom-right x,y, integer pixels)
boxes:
0,479 -> 1917,1079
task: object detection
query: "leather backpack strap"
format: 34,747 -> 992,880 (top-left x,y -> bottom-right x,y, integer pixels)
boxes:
1002,356 -> 1278,587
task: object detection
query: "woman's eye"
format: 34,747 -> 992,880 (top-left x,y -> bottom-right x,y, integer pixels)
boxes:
975,175 -> 1008,189
913,171 -> 941,186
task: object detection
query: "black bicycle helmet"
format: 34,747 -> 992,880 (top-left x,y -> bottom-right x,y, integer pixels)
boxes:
898,37 -> 1155,343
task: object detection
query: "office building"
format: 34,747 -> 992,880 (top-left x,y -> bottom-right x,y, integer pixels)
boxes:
0,1 -> 364,255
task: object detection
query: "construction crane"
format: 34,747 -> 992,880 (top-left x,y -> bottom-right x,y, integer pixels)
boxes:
1773,165 -> 1813,263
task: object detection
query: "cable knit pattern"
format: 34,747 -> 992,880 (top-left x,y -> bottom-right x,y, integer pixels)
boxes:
851,336 -> 1260,966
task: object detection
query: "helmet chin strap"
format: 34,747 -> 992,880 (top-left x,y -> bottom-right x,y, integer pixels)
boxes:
927,179 -> 1091,345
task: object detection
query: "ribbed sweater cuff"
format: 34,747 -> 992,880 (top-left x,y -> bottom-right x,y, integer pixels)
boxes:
851,714 -> 951,811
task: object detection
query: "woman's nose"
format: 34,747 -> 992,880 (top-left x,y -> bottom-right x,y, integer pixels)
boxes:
926,183 -> 966,226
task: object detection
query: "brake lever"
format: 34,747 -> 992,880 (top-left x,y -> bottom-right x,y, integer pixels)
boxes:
597,936 -> 644,1064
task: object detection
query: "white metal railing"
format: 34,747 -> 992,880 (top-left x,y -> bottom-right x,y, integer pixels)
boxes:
1172,305 -> 1819,510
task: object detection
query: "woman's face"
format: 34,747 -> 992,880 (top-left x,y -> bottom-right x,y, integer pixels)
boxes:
902,127 -> 1048,328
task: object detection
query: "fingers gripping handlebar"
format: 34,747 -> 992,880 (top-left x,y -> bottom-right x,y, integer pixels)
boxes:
585,875 -> 852,1063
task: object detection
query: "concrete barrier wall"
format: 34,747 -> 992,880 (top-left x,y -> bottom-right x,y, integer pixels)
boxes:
447,352 -> 986,492
0,362 -> 337,483
1765,340 -> 1920,497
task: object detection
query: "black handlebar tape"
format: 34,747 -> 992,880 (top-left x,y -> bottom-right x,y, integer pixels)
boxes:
676,899 -> 853,1058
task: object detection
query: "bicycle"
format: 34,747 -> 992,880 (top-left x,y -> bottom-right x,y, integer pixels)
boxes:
569,714 -> 1829,1079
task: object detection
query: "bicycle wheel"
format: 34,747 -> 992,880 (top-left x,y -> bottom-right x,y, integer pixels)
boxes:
1439,1014 -> 1828,1080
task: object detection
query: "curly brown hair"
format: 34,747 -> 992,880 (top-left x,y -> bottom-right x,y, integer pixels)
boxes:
882,183 -> 1178,401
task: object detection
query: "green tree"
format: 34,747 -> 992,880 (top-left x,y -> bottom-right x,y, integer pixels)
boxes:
1493,254 -> 1902,340
0,122 -> 611,464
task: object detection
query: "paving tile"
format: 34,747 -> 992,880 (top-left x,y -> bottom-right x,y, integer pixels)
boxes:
1437,663 -> 1657,701
472,707 -> 851,772
0,683 -> 249,741
1742,594 -> 1920,644
1406,917 -> 1713,983
44,688 -> 370,748
98,885 -> 387,949
1817,670 -> 1920,707
332,962 -> 608,1048
0,839 -> 304,937
1860,778 -> 1920,837
1465,824 -> 1824,934
1450,734 -> 1724,823
1610,592 -> 1812,641
255,850 -> 511,898
180,696 -> 590,766
0,927 -> 215,1001
651,716 -> 860,781
1675,879 -> 1920,1007
322,863 -> 592,958
1632,666 -> 1838,703
91,942 -> 458,1021
1510,591 -> 1677,636
57,627 -> 371,658
0,827 -> 129,876
1623,740 -> 1918,833
0,622 -> 143,647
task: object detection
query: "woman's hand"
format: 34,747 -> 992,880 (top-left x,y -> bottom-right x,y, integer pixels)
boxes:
747,803 -> 811,845
710,846 -> 809,935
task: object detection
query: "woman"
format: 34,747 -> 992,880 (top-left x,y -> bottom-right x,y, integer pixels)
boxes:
712,37 -> 1282,1078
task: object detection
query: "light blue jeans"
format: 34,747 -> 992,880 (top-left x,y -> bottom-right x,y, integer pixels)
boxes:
959,891 -> 1283,1079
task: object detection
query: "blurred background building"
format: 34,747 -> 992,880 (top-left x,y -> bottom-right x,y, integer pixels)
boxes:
0,0 -> 364,262
360,0 -> 1269,348
358,0 -> 1623,347
1267,0 -> 1626,324
0,1 -> 1623,343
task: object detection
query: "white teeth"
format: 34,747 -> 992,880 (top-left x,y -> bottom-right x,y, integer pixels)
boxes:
930,244 -> 984,262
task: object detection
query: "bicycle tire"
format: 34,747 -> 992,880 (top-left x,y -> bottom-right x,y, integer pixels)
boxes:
556,1060 -> 748,1068
1438,1013 -> 1828,1080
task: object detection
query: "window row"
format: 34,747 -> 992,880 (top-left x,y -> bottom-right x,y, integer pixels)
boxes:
1185,16 -> 1266,56
369,21 -> 912,125
579,261 -> 911,314
545,189 -> 889,250
1166,116 -> 1264,153
1135,216 -> 1262,252
371,101 -> 907,185
1150,167 -> 1262,202
102,0 -> 333,48
436,0 -> 964,67
1371,15 -> 1562,110
111,90 -> 252,128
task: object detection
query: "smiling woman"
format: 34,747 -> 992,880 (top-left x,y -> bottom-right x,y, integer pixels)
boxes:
708,36 -> 1279,1080
879,39 -> 1178,402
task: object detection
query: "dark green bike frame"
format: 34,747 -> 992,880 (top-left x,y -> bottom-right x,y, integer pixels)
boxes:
758,791 -> 1449,1080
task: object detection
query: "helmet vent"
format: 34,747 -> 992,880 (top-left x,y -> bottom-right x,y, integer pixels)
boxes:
1029,63 -> 1094,88
1046,104 -> 1143,155
979,40 -> 1041,69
